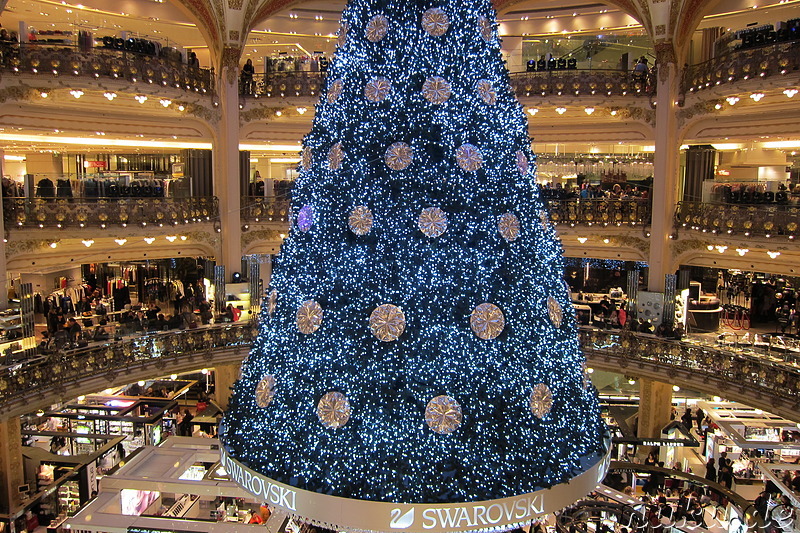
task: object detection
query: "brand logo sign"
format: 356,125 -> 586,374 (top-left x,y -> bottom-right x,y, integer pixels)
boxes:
221,441 -> 610,533
390,495 -> 544,530
220,448 -> 297,511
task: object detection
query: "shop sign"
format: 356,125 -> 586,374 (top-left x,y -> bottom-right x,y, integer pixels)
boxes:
220,445 -> 610,533
127,528 -> 197,533
84,161 -> 107,168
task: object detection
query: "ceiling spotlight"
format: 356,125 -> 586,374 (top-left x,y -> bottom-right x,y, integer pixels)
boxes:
166,235 -> 177,242
143,237 -> 156,244
160,98 -> 172,107
170,374 -> 178,380
177,104 -> 185,111
713,396 -> 722,403
40,91 -> 49,98
69,89 -> 83,98
672,385 -> 680,392
577,237 -> 587,243
81,239 -> 94,247
103,91 -> 117,100
784,89 -> 798,98
749,92 -> 765,102
296,107 -> 307,114
602,238 -> 610,244
584,107 -> 595,115
610,109 -> 618,116
114,238 -> 127,245
726,96 -> 739,105
134,95 -> 148,103
715,245 -> 727,253
49,241 -> 58,248
736,248 -> 749,256
714,103 -> 722,109
555,107 -> 567,114
767,250 -> 781,258
707,245 -> 715,251
179,235 -> 187,241
527,108 -> 539,115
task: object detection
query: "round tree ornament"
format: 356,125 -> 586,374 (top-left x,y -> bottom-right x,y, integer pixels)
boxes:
365,15 -> 389,42
297,205 -> 314,232
516,150 -> 529,175
418,207 -> 447,238
425,395 -> 462,434
422,76 -> 451,104
327,79 -> 343,103
478,16 -> 493,41
296,300 -> 323,334
385,142 -> 413,171
317,392 -> 351,428
498,212 -> 520,242
267,289 -> 278,316
364,77 -> 391,102
422,8 -> 450,36
476,79 -> 497,105
456,143 -> 483,172
328,142 -> 344,170
470,303 -> 505,340
529,383 -> 553,419
547,296 -> 563,328
255,375 -> 276,408
337,22 -> 349,47
348,206 -> 373,235
369,304 -> 406,341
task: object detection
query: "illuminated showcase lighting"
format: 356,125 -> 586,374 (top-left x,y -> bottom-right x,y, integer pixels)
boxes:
584,107 -> 594,115
726,96 -> 739,105
767,250 -> 781,258
135,95 -> 148,103
749,92 -> 765,102
114,238 -> 127,245
784,89 -> 798,98
81,239 -> 94,247
103,91 -> 117,100
160,98 -> 172,107
69,89 -> 83,98
555,106 -> 567,114
736,248 -> 748,256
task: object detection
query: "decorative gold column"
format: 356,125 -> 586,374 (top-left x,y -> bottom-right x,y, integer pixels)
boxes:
0,417 -> 24,513
637,378 -> 673,440
214,363 -> 240,411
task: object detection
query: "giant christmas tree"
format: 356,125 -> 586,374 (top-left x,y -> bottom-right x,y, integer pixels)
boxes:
221,0 -> 607,525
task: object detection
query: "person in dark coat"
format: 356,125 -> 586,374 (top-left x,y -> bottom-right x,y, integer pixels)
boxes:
705,457 -> 717,483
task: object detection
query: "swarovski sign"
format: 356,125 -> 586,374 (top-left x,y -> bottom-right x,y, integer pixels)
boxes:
221,446 -> 610,533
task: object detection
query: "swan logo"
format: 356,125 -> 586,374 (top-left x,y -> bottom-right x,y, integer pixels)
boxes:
390,508 -> 415,529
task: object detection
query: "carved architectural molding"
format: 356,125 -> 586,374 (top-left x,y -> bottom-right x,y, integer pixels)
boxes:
240,105 -> 287,124
221,46 -> 243,85
242,229 -> 282,246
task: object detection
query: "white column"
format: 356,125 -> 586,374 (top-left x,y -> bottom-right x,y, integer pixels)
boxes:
214,63 -> 242,277
647,59 -> 680,292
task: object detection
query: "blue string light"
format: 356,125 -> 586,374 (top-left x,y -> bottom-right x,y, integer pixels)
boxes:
222,0 -> 606,505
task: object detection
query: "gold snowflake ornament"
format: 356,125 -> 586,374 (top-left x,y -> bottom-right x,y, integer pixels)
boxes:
255,375 -> 276,408
470,303 -> 505,340
476,79 -> 497,105
267,289 -> 278,316
516,150 -> 529,175
385,142 -> 413,171
547,296 -> 563,328
348,205 -> 374,235
366,15 -> 388,42
317,392 -> 351,429
529,383 -> 553,419
422,76 -> 451,104
422,8 -> 450,36
456,143 -> 483,172
478,16 -> 493,42
328,142 -> 344,170
327,79 -> 343,103
425,395 -> 462,434
365,77 -> 391,102
369,304 -> 406,341
498,213 -> 520,242
418,207 -> 447,238
296,300 -> 323,334
301,147 -> 312,170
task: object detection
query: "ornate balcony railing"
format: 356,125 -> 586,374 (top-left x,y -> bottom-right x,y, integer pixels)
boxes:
508,69 -> 655,98
0,43 -> 214,95
0,322 -> 256,416
0,323 -> 797,422
546,198 -> 652,226
674,201 -> 800,239
241,195 -> 291,223
682,40 -> 800,94
580,328 -> 800,419
242,70 -> 655,99
2,196 -> 219,229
